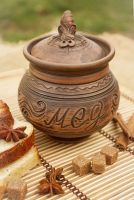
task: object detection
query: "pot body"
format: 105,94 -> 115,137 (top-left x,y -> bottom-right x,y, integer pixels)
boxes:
18,66 -> 120,138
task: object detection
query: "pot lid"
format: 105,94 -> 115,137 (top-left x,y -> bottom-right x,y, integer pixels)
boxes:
31,10 -> 106,65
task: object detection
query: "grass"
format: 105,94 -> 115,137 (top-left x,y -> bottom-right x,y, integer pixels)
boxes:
0,0 -> 133,42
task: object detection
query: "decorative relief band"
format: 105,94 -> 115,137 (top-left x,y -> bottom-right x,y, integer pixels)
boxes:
18,91 -> 119,136
20,71 -> 114,96
18,91 -> 103,131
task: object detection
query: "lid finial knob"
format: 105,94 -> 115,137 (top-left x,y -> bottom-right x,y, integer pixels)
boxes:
58,10 -> 76,48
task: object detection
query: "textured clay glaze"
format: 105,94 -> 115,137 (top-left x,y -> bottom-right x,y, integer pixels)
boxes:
18,11 -> 120,139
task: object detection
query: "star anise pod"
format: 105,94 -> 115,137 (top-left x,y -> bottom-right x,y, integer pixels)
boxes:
46,167 -> 63,182
0,126 -> 27,142
39,167 -> 64,195
39,179 -> 64,195
39,179 -> 50,194
50,181 -> 64,195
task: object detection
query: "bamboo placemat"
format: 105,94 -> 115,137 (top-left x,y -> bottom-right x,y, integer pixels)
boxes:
1,69 -> 134,200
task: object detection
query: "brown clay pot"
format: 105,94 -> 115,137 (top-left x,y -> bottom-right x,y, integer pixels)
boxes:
18,11 -> 120,139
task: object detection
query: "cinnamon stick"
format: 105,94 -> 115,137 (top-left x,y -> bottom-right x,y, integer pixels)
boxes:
113,112 -> 134,141
116,132 -> 130,150
127,114 -> 134,139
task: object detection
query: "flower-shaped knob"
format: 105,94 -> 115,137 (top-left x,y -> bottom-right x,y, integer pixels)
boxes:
58,10 -> 76,48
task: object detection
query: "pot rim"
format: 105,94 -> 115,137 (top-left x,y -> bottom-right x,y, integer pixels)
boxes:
23,32 -> 115,73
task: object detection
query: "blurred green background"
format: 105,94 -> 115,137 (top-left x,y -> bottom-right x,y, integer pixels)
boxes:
0,0 -> 133,42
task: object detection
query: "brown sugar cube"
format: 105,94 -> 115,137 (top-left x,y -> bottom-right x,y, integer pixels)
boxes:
100,145 -> 118,165
91,153 -> 106,174
72,155 -> 91,176
0,183 -> 6,200
7,178 -> 27,200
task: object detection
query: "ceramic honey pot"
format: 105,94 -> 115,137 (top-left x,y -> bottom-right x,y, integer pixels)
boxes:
18,10 -> 120,139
